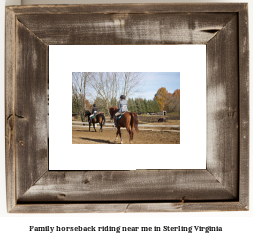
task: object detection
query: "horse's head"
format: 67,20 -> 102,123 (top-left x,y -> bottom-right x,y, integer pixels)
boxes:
84,110 -> 91,118
109,107 -> 118,120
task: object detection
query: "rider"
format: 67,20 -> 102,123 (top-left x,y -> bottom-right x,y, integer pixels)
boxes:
115,95 -> 128,125
89,104 -> 98,122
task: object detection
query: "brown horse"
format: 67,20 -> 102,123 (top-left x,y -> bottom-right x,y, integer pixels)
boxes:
85,110 -> 106,132
109,107 -> 139,144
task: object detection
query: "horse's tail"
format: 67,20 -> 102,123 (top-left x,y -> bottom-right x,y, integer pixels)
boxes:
101,114 -> 106,125
134,113 -> 139,132
130,112 -> 139,132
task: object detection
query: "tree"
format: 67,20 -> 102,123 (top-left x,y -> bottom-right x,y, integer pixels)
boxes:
72,72 -> 93,121
134,98 -> 141,114
89,72 -> 145,114
128,98 -> 134,112
173,89 -> 180,113
129,98 -> 137,112
155,87 -> 168,111
139,99 -> 146,114
72,95 -> 79,113
147,100 -> 153,113
172,89 -> 180,113
173,89 -> 180,98
119,72 -> 145,98
143,99 -> 148,113
152,100 -> 160,113
165,89 -> 180,113
165,93 -> 174,112
88,72 -> 117,114
94,96 -> 109,115
110,97 -> 118,108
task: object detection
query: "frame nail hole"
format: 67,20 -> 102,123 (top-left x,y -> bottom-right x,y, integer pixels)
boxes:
57,193 -> 66,198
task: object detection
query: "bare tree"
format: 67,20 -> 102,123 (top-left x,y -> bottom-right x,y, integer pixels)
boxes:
88,72 -> 118,114
89,72 -> 145,114
72,72 -> 92,121
119,72 -> 145,98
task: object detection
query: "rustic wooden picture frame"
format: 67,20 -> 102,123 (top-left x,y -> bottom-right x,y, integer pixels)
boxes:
5,3 -> 249,213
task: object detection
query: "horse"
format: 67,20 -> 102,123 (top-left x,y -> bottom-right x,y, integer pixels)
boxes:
158,117 -> 166,122
84,110 -> 106,132
109,107 -> 139,144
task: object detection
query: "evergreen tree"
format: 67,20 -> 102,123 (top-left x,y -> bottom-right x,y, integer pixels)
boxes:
153,100 -> 160,113
131,98 -> 137,112
135,98 -> 141,114
143,99 -> 148,113
148,100 -> 154,113
146,99 -> 152,113
128,98 -> 133,112
72,95 -> 79,113
126,97 -> 163,114
139,99 -> 146,114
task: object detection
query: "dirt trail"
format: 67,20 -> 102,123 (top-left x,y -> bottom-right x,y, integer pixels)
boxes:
72,127 -> 180,144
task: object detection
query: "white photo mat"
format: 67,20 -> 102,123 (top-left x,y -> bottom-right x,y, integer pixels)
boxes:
49,45 -> 206,170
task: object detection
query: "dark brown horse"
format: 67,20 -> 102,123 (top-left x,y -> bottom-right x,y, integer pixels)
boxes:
85,110 -> 106,132
109,107 -> 139,144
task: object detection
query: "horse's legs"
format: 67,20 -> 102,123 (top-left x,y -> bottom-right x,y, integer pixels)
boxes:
126,125 -> 132,143
89,121 -> 91,131
99,118 -> 103,132
125,114 -> 134,144
100,122 -> 103,132
118,127 -> 123,144
115,127 -> 119,142
93,122 -> 96,132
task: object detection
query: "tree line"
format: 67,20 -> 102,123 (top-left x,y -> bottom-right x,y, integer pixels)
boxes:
92,97 -> 160,115
73,96 -> 160,116
91,88 -> 180,116
73,88 -> 180,117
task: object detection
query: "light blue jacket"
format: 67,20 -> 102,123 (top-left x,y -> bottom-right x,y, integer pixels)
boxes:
118,99 -> 128,112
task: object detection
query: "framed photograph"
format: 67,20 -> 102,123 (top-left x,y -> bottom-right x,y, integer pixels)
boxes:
5,3 -> 249,213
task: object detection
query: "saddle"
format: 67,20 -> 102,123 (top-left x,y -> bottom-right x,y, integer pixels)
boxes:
115,112 -> 126,125
89,115 -> 95,122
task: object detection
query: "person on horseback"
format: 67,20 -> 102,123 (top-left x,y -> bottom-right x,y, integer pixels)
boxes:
89,104 -> 98,122
115,95 -> 128,125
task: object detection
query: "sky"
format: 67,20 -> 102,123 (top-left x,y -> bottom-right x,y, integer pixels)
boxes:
74,72 -> 180,102
131,72 -> 180,100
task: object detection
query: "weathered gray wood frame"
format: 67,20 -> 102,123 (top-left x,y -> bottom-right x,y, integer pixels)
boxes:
5,4 -> 249,213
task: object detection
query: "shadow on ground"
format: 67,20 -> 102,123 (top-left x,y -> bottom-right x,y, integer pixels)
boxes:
80,137 -> 114,144
76,130 -> 98,133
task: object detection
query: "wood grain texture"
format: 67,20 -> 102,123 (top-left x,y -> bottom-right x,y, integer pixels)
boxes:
5,7 -> 17,212
10,202 -> 247,213
15,20 -> 48,200
16,13 -> 235,45
7,3 -> 246,15
18,170 -> 236,203
5,3 -> 249,213
238,4 -> 249,208
125,202 -> 248,213
206,16 -> 239,198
